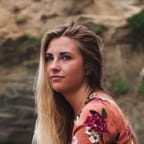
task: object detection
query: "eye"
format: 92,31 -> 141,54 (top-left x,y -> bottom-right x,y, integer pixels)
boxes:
61,54 -> 72,60
45,54 -> 53,62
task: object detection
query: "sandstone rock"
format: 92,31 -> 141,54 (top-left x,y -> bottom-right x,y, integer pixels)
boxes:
0,0 -> 144,143
0,35 -> 39,143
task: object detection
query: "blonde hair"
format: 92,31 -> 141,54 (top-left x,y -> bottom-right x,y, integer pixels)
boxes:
32,22 -> 138,144
32,23 -> 78,144
32,39 -> 62,144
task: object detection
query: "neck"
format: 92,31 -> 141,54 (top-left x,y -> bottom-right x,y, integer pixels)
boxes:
63,84 -> 92,115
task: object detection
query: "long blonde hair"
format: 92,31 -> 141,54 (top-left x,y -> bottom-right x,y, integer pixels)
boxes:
32,22 -> 104,144
32,22 -> 138,144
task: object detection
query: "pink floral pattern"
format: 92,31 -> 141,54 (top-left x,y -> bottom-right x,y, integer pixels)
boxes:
84,108 -> 107,144
72,92 -> 135,144
84,109 -> 107,134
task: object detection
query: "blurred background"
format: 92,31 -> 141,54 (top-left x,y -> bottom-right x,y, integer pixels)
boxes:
0,0 -> 144,143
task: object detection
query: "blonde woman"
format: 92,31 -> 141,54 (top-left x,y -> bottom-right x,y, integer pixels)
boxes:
32,22 -> 137,144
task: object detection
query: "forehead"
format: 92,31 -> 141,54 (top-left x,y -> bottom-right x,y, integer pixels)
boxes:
46,37 -> 81,53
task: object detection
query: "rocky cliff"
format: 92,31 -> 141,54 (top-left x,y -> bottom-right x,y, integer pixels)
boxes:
0,0 -> 144,143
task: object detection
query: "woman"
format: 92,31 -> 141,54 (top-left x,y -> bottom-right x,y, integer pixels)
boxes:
32,22 -> 137,144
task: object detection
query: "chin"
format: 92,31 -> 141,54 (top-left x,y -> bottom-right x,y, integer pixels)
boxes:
52,87 -> 64,93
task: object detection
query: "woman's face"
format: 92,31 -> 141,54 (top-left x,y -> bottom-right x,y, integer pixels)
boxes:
45,36 -> 87,94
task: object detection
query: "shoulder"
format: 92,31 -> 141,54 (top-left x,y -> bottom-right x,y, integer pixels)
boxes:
77,91 -> 124,124
72,91 -> 135,144
74,91 -> 129,136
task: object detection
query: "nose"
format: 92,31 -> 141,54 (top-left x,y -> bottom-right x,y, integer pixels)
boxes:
48,60 -> 61,72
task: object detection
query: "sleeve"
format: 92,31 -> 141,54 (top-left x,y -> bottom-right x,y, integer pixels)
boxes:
71,98 -> 134,144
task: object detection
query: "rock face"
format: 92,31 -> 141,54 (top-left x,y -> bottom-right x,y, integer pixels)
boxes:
0,0 -> 144,143
0,36 -> 40,143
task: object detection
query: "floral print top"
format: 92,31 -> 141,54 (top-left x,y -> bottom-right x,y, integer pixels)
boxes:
71,91 -> 135,144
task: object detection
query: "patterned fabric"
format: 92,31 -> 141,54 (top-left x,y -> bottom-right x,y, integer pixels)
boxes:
71,91 -> 134,144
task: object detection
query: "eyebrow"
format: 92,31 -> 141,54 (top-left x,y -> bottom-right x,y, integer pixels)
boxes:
46,51 -> 72,55
60,52 -> 71,55
45,53 -> 52,56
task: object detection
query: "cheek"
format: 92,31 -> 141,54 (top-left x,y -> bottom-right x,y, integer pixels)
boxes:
45,64 -> 51,78
67,64 -> 85,80
45,65 -> 48,73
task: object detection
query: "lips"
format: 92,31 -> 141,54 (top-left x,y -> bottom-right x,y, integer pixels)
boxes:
50,75 -> 64,81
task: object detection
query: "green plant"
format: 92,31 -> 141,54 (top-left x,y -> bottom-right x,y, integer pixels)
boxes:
93,23 -> 106,35
110,76 -> 129,95
23,34 -> 41,45
84,22 -> 106,36
127,10 -> 144,36
127,9 -> 144,51
15,34 -> 41,54
138,80 -> 144,95
15,16 -> 28,25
